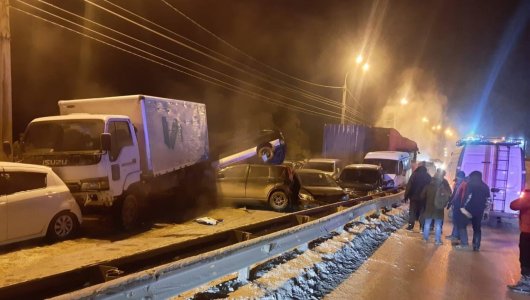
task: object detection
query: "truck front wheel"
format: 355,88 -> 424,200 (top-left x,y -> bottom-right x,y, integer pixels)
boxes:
269,190 -> 290,212
121,193 -> 141,230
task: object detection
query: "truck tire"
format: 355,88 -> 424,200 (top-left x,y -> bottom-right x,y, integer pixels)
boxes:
47,211 -> 79,242
121,193 -> 141,231
268,190 -> 290,212
257,143 -> 274,162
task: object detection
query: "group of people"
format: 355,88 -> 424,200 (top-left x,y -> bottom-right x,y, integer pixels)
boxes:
404,162 -> 530,294
404,164 -> 489,249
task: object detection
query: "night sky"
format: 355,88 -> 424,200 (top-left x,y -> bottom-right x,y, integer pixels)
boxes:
9,0 -> 530,157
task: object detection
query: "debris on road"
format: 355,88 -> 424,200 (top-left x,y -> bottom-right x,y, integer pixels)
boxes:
195,217 -> 223,225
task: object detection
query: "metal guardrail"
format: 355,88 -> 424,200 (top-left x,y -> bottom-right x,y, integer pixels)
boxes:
54,191 -> 404,300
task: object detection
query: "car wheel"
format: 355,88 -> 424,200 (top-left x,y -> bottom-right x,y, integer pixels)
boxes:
257,143 -> 274,162
121,193 -> 141,231
269,190 -> 289,212
268,144 -> 286,164
47,211 -> 79,241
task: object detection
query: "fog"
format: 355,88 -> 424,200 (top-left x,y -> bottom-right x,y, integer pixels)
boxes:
375,68 -> 457,161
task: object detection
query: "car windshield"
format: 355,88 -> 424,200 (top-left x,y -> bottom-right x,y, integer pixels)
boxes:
304,162 -> 334,172
24,120 -> 104,154
298,172 -> 338,187
339,168 -> 381,184
363,159 -> 397,174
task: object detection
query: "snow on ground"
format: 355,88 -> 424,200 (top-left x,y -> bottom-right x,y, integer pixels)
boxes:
327,214 -> 524,300
0,207 -> 284,287
180,206 -> 408,299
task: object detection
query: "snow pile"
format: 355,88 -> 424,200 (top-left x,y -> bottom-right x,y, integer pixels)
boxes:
188,206 -> 408,299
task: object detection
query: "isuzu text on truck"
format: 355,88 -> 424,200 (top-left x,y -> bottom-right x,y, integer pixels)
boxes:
18,95 -> 286,229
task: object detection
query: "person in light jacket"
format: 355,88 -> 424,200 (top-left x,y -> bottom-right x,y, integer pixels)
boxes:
507,189 -> 530,294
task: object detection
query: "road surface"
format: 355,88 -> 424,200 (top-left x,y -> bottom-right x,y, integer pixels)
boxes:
326,219 -> 527,300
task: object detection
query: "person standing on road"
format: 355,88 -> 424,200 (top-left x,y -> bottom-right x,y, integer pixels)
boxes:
507,189 -> 530,294
421,169 -> 452,244
446,171 -> 467,241
404,165 -> 432,231
454,171 -> 491,251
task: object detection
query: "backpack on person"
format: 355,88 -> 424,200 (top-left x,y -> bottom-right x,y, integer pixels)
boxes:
434,183 -> 451,209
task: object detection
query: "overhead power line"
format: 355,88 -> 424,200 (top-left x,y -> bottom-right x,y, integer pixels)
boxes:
97,0 -> 363,117
36,0 -> 356,119
12,2 -> 365,123
158,0 -> 344,89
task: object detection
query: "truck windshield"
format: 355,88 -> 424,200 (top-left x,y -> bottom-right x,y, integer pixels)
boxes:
24,120 -> 104,153
363,159 -> 397,174
304,162 -> 334,172
339,169 -> 380,184
298,172 -> 338,187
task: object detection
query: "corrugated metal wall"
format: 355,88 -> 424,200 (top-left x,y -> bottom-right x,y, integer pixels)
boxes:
322,124 -> 367,165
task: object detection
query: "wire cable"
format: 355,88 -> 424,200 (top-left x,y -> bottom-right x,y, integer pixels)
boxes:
159,0 -> 344,89
36,0 -> 356,118
96,0 -> 359,113
12,3 -> 364,123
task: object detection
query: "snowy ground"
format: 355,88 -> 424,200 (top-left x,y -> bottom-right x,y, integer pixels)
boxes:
0,206 -> 284,287
327,214 -> 525,300
176,206 -> 408,299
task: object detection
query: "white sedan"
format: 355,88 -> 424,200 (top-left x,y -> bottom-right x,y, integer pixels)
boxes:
0,162 -> 82,246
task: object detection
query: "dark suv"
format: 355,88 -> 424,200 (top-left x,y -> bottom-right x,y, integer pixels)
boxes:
337,164 -> 395,199
216,163 -> 293,211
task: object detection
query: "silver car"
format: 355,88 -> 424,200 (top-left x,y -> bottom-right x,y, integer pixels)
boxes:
216,164 -> 293,211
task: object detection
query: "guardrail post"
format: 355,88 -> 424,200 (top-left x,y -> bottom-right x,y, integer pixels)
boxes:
297,242 -> 309,252
237,266 -> 250,283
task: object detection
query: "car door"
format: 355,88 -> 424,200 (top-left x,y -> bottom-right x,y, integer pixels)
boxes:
107,120 -> 141,195
6,169 -> 50,240
216,165 -> 248,200
0,167 -> 7,243
245,165 -> 272,201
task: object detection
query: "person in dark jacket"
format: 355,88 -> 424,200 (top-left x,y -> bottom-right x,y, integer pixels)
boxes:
404,165 -> 432,231
446,171 -> 467,241
507,189 -> 530,294
421,170 -> 452,244
455,171 -> 491,251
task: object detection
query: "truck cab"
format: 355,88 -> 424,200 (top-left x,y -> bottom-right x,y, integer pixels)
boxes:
363,151 -> 412,187
20,114 -> 141,211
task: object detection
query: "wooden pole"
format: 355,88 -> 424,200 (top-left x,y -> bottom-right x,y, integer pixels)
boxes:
0,0 -> 12,161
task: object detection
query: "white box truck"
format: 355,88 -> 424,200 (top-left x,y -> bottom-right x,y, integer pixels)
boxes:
446,136 -> 526,218
19,95 -> 210,229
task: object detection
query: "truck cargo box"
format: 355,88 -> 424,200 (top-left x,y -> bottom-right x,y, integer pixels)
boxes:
59,95 -> 209,177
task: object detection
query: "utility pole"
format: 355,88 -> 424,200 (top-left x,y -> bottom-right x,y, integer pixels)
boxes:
0,0 -> 12,161
340,72 -> 350,125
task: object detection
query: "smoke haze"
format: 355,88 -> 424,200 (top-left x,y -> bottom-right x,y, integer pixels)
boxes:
375,68 -> 457,161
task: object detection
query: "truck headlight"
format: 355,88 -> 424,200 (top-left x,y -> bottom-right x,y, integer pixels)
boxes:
80,177 -> 110,191
299,191 -> 315,202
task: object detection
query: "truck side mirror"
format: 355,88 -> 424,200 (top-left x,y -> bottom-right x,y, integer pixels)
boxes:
2,141 -> 11,156
101,133 -> 112,151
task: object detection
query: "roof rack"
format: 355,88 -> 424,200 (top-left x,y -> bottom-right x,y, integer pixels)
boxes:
456,136 -> 524,147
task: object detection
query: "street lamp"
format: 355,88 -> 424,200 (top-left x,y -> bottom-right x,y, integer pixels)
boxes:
400,98 -> 409,105
341,55 -> 368,124
421,116 -> 429,123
